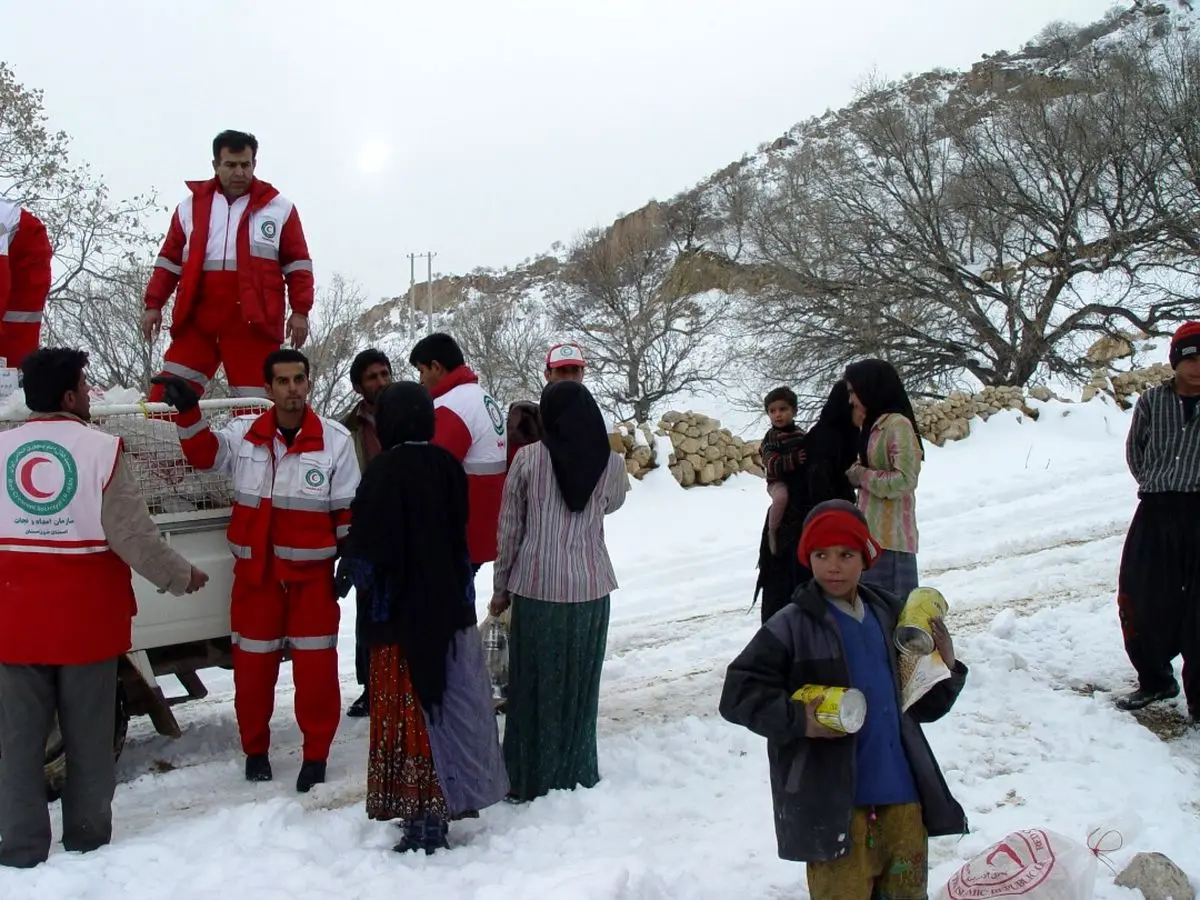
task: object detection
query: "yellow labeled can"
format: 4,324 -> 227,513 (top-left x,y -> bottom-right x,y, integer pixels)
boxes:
895,586 -> 949,656
791,684 -> 867,734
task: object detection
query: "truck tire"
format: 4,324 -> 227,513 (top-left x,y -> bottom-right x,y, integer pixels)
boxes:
43,685 -> 129,802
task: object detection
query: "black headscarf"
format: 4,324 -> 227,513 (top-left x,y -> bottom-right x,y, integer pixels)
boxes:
805,380 -> 861,505
343,381 -> 472,716
539,381 -> 611,513
844,359 -> 924,465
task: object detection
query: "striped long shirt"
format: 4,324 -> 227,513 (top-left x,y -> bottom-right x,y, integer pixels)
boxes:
1126,381 -> 1200,494
857,413 -> 922,554
493,443 -> 629,603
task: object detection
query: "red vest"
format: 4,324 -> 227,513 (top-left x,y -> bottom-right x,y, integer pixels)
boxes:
0,418 -> 136,665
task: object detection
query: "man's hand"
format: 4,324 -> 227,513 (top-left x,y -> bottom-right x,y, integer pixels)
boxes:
185,566 -> 210,594
803,696 -> 846,740
141,309 -> 162,343
931,616 -> 956,669
150,375 -> 200,413
489,591 -> 511,617
287,313 -> 309,348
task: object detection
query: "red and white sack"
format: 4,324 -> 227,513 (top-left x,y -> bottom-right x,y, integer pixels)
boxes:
937,829 -> 1098,900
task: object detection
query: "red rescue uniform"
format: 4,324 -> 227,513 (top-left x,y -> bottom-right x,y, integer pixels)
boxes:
0,200 -> 52,368
174,403 -> 359,761
145,178 -> 314,400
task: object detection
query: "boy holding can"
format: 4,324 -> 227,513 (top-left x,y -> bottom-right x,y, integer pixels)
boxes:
719,499 -> 968,900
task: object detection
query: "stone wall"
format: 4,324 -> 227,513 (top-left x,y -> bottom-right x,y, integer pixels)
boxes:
608,361 -> 1176,481
916,363 -> 1174,446
609,411 -> 764,486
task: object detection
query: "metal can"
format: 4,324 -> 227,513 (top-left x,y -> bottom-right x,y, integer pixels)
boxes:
895,586 -> 949,656
791,684 -> 867,734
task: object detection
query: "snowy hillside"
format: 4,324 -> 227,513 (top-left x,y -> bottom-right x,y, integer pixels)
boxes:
3,396 -> 1196,899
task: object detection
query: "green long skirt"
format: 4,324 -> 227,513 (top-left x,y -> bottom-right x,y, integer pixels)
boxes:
503,594 -> 611,802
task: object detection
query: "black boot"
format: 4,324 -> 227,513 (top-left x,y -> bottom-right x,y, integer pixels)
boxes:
296,760 -> 327,793
346,691 -> 369,718
1115,682 -> 1180,711
245,754 -> 273,783
392,814 -> 449,855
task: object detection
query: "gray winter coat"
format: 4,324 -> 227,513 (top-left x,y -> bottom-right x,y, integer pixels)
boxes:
718,581 -> 968,862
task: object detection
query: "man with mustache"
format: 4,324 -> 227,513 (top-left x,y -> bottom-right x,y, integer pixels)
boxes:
142,130 -> 314,402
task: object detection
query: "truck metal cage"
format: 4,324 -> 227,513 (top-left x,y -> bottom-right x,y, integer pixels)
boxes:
0,398 -> 273,517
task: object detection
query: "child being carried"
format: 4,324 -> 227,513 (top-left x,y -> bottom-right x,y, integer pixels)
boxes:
761,386 -> 807,555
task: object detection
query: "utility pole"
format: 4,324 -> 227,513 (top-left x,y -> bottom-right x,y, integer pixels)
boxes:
406,252 -> 417,336
424,251 -> 437,332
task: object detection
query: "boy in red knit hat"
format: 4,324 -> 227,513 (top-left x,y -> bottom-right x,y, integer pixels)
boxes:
1117,321 -> 1200,720
720,500 -> 968,899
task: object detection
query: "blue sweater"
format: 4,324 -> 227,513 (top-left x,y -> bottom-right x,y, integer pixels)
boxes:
831,603 -> 920,807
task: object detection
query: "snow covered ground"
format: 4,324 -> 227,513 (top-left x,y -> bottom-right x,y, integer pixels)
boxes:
2,395 -> 1198,899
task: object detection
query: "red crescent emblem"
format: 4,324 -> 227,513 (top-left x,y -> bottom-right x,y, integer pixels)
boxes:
19,456 -> 54,500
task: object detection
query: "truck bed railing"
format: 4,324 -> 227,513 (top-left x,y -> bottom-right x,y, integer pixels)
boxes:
0,398 -> 273,517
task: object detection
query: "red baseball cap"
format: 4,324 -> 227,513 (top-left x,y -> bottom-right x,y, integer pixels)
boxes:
546,343 -> 586,369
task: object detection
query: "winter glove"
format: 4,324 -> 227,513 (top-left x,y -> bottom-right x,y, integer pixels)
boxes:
150,375 -> 200,413
334,556 -> 354,599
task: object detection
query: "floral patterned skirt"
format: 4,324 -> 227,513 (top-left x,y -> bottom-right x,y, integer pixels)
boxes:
366,644 -> 449,823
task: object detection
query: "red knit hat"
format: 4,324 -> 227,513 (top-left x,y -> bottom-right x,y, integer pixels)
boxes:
798,500 -> 882,569
1170,322 -> 1200,369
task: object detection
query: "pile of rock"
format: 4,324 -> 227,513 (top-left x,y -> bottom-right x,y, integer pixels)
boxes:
1092,363 -> 1173,406
659,411 -> 764,487
609,421 -> 659,480
914,385 -> 1035,446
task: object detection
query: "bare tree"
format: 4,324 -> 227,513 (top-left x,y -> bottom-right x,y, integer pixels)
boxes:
450,291 -> 549,404
304,274 -> 371,417
548,207 -> 731,423
43,261 -> 163,392
0,63 -> 159,302
746,42 -> 1196,392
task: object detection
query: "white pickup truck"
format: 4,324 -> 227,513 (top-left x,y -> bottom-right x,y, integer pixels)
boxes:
0,397 -> 270,797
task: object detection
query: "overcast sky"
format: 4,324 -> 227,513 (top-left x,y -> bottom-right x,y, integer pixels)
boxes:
6,0 -> 1114,301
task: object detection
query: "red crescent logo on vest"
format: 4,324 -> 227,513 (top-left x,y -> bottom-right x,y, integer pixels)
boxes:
19,457 -> 54,500
6,440 -> 79,516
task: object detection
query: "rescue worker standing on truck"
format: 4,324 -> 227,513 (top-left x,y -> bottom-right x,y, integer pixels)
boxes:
142,130 -> 314,401
0,198 -> 52,367
153,349 -> 359,792
0,348 -> 208,869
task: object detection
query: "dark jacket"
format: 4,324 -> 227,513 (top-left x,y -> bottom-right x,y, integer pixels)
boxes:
719,581 -> 968,863
754,463 -> 812,623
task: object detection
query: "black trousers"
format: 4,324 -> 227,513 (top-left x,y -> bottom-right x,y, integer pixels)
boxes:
1117,493 -> 1200,712
0,658 -> 118,867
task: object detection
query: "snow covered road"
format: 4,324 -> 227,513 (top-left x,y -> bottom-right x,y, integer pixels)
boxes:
2,399 -> 1197,899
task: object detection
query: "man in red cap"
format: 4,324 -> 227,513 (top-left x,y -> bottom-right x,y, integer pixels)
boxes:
1117,321 -> 1200,721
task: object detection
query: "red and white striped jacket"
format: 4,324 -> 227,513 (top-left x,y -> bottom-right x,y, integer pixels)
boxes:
174,405 -> 359,583
144,178 -> 313,342
0,199 -> 52,349
430,366 -> 507,564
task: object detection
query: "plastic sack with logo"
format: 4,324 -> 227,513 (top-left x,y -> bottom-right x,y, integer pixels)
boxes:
936,829 -> 1098,900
